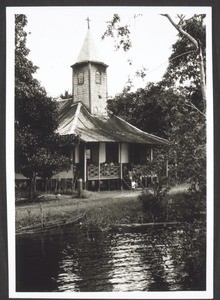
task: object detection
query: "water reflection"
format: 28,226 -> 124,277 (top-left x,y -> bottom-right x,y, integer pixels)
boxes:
108,233 -> 148,291
16,223 -> 206,292
16,231 -> 63,291
56,225 -> 114,291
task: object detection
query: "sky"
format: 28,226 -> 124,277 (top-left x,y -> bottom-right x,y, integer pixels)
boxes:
9,6 -> 210,98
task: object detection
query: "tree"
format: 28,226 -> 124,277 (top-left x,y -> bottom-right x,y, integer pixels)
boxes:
60,90 -> 72,99
108,80 -> 206,192
161,14 -> 206,108
15,14 -> 75,199
160,15 -> 206,195
108,82 -> 172,138
105,14 -> 206,195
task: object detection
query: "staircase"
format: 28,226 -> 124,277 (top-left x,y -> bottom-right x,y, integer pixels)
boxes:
122,177 -> 131,190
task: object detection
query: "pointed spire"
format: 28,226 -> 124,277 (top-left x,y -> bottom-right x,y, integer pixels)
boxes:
75,22 -> 107,66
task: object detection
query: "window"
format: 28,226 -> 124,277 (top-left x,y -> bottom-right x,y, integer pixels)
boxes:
86,149 -> 91,160
86,144 -> 99,164
95,71 -> 101,84
77,72 -> 84,84
106,143 -> 118,163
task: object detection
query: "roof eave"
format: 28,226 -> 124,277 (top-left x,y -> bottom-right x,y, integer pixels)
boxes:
71,60 -> 108,68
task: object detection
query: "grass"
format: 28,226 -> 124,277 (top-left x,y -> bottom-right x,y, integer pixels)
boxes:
16,184 -> 205,232
83,196 -> 144,228
15,191 -> 144,231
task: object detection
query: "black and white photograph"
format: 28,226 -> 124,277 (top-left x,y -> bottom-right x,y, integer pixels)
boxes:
6,5 -> 213,299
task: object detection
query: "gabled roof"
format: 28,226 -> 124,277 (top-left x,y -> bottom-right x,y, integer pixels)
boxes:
73,29 -> 108,67
57,99 -> 168,145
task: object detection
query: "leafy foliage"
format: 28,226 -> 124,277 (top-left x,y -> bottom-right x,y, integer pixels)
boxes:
15,14 -> 41,100
138,191 -> 165,222
161,14 -> 206,111
60,90 -> 72,99
163,15 -> 206,88
165,92 -> 206,191
139,187 -> 205,222
108,82 -> 171,138
161,15 -> 206,194
108,80 -> 206,192
102,14 -> 132,51
15,14 -> 75,198
106,14 -> 206,196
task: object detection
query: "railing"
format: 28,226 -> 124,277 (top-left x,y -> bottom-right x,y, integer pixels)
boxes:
130,164 -> 157,178
87,163 -> 158,184
88,163 -> 120,180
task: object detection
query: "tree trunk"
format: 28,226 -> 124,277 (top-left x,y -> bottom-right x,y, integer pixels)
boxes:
55,179 -> 58,193
174,151 -> 178,182
29,172 -> 36,201
44,178 -> 48,193
198,45 -> 206,107
33,177 -> 36,195
161,14 -> 206,107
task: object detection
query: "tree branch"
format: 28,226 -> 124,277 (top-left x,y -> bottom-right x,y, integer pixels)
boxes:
161,13 -> 206,105
184,100 -> 206,118
161,14 -> 199,50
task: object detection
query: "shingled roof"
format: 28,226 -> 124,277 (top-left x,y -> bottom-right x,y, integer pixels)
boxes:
57,99 -> 168,145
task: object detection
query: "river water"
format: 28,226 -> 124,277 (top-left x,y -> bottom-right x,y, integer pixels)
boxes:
16,222 -> 206,292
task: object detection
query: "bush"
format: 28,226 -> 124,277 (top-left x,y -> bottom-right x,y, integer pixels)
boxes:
139,186 -> 206,223
138,190 -> 166,222
169,191 -> 206,222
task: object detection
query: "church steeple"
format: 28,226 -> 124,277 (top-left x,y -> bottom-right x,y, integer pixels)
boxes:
71,20 -> 108,116
76,28 -> 106,66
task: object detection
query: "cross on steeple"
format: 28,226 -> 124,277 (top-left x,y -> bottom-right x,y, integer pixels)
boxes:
86,17 -> 91,29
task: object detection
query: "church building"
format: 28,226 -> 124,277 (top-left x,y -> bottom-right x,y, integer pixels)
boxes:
55,24 -> 168,191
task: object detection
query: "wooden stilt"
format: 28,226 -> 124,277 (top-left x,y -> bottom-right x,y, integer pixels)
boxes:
55,179 -> 57,193
84,144 -> 87,189
98,143 -> 100,191
119,143 -> 123,190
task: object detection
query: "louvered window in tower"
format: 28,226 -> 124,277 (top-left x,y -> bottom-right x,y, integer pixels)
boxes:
95,71 -> 101,84
78,72 -> 84,84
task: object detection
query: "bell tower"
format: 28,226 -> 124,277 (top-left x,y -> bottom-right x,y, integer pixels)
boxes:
71,19 -> 108,116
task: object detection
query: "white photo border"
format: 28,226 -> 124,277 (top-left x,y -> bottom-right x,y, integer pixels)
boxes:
6,6 -> 213,299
